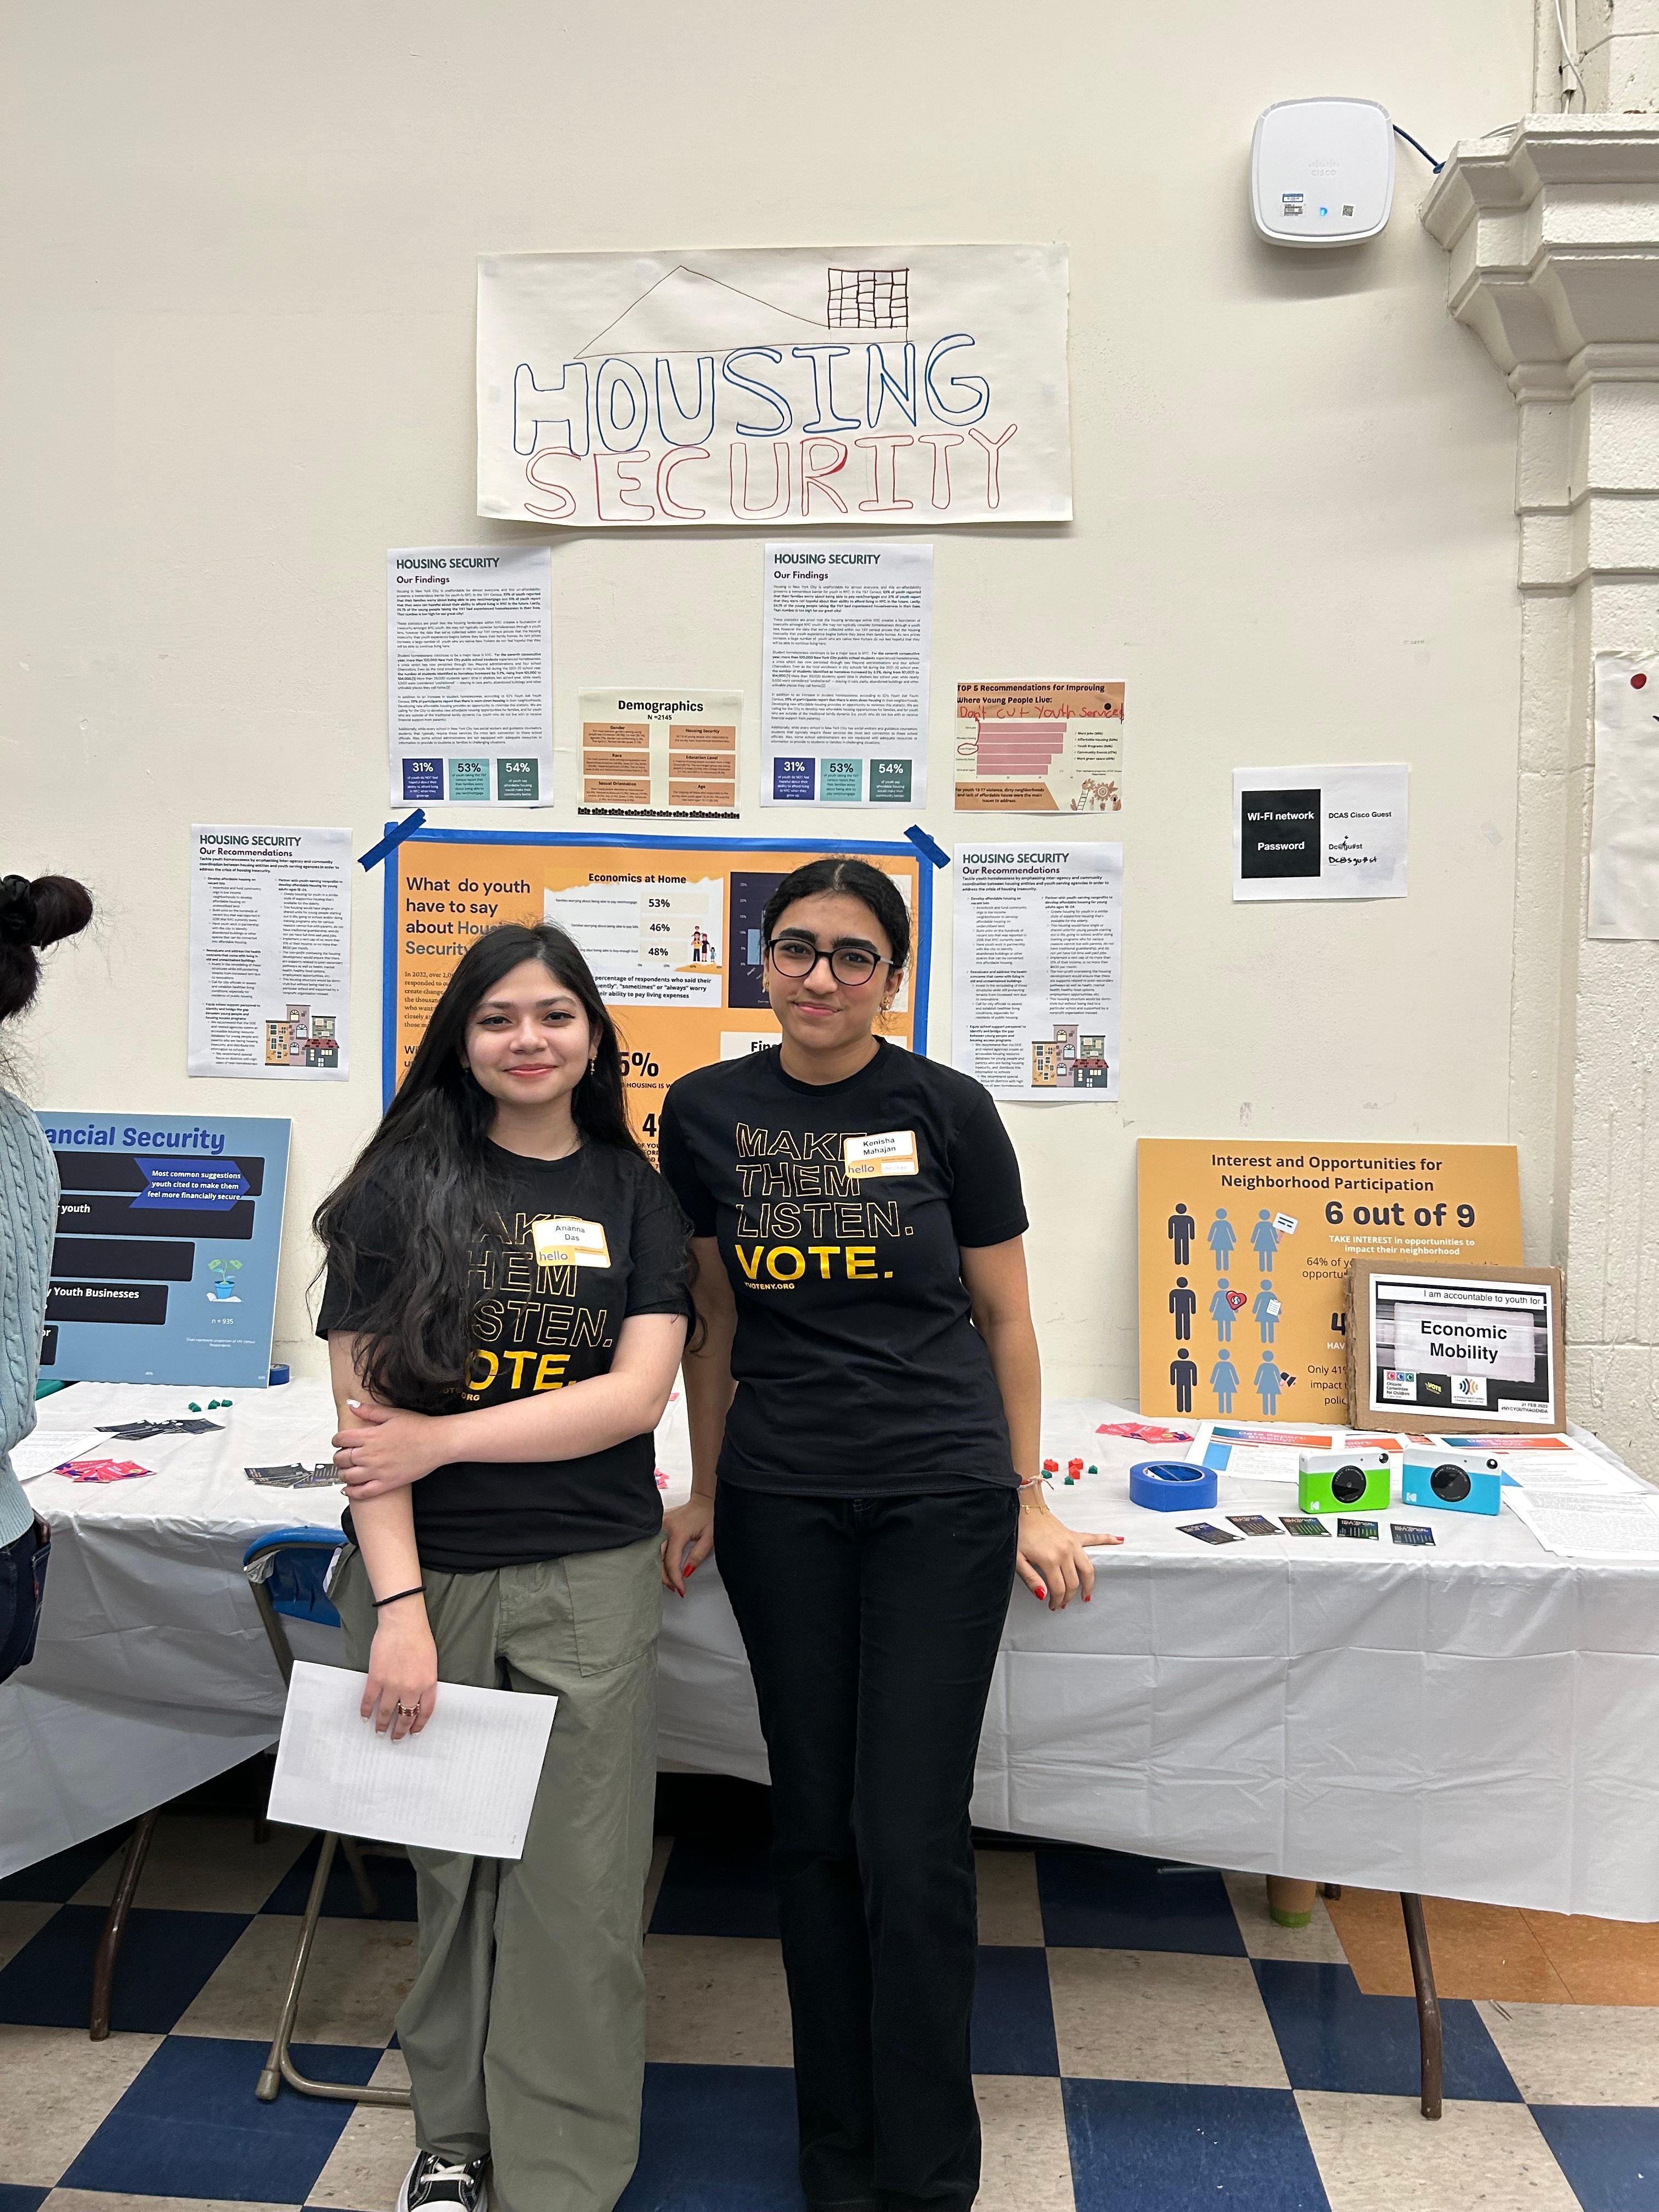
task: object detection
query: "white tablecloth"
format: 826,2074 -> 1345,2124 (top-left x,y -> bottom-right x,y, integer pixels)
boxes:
4,1380 -> 1658,1921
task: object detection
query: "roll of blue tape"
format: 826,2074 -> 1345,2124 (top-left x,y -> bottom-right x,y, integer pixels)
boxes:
1129,1459 -> 1218,1512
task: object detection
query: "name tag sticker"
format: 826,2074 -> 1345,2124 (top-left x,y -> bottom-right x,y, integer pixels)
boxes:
532,1215 -> 612,1269
843,1130 -> 919,1178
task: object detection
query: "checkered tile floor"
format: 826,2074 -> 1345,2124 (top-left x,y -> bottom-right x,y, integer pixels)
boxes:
1,1781 -> 1654,2210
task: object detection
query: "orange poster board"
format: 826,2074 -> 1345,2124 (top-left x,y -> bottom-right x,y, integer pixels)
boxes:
383,828 -> 930,1156
1137,1139 -> 1523,1424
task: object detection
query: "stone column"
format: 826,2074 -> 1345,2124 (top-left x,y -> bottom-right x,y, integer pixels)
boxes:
1423,119 -> 1659,1472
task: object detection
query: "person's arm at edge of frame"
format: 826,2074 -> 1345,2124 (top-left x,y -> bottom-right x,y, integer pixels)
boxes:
659,1237 -> 733,1596
334,1312 -> 687,1503
960,1237 -> 1116,1611
329,1332 -> 437,1739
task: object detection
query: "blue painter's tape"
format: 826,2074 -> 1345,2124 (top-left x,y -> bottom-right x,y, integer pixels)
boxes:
359,809 -> 427,872
904,823 -> 949,870
1129,1459 -> 1218,1512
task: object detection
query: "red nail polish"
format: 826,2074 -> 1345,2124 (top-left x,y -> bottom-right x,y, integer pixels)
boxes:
1035,1584 -> 1046,1600
685,1563 -> 697,1578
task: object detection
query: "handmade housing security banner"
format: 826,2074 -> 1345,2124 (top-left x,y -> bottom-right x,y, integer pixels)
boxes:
188,827 -> 351,1081
386,830 -> 929,1150
1136,1139 -> 1522,1423
575,689 -> 741,821
387,546 -> 552,806
763,544 -> 932,805
956,682 -> 1124,813
32,1112 -> 290,1386
952,844 -> 1121,1100
477,244 -> 1071,529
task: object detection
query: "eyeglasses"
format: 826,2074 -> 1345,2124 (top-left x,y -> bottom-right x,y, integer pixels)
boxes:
765,935 -> 891,988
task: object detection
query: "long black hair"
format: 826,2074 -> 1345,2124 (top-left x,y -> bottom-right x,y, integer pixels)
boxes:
314,922 -> 646,1409
761,856 -> 911,974
0,873 -> 94,1027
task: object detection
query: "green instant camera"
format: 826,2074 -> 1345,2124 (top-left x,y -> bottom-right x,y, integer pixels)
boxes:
1297,1448 -> 1392,1516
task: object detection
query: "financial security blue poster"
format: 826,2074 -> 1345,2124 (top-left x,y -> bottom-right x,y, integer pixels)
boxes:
35,1113 -> 291,1387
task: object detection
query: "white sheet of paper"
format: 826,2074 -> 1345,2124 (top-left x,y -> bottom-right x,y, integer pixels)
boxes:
1233,764 -> 1409,902
761,541 -> 932,806
387,545 -> 552,807
9,1431 -> 107,1482
188,826 -> 352,1080
1589,653 -> 1659,939
268,1662 -> 557,1859
1505,1488 -> 1659,1560
952,843 -> 1122,1102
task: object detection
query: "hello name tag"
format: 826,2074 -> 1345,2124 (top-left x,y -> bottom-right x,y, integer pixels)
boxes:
843,1131 -> 919,1178
532,1215 -> 611,1269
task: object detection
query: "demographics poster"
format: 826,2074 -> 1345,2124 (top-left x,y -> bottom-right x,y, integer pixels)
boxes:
34,1113 -> 290,1386
1136,1139 -> 1522,1424
383,829 -> 930,1153
477,242 -> 1071,528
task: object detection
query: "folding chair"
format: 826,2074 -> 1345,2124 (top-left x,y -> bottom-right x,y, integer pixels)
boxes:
242,1528 -> 412,2108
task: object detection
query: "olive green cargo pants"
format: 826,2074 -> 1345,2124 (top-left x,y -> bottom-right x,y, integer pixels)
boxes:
336,1536 -> 660,2212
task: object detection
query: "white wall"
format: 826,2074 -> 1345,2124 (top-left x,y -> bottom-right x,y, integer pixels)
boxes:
2,1 -> 1534,1397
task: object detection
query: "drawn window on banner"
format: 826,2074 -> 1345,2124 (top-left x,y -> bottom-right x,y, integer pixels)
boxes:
382,830 -> 929,1157
477,243 -> 1071,529
574,690 -> 741,821
956,683 -> 1124,814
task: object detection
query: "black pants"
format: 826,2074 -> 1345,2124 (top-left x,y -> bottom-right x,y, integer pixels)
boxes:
0,1516 -> 49,1686
715,1482 -> 1019,2212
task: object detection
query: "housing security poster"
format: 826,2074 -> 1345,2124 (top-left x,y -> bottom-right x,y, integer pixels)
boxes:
33,1113 -> 290,1386
385,830 -> 929,1153
1136,1140 -> 1522,1424
188,826 -> 351,1081
387,545 -> 553,806
763,544 -> 931,806
952,844 -> 1121,1099
477,244 -> 1071,528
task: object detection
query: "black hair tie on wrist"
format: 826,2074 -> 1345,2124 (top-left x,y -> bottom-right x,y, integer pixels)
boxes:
372,1584 -> 425,1610
0,876 -> 37,945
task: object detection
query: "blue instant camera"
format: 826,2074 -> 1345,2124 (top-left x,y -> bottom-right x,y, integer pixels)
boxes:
1400,1449 -> 1503,1516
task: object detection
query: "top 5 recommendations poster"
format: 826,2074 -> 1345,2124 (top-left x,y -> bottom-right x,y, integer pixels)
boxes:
1136,1139 -> 1522,1424
477,244 -> 1071,528
385,830 -> 929,1154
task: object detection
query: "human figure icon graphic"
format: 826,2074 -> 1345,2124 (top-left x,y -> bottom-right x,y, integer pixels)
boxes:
1170,1345 -> 1199,1414
1252,1280 -> 1279,1343
1169,1276 -> 1197,1341
1210,1352 -> 1240,1414
1251,1209 -> 1280,1272
1207,1207 -> 1235,1270
1255,1354 -> 1283,1415
1209,1278 -> 1235,1342
1167,1203 -> 1195,1266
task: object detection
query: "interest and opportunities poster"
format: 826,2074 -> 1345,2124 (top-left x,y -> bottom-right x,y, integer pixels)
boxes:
35,1113 -> 291,1387
1136,1139 -> 1522,1424
384,829 -> 929,1152
477,242 -> 1071,529
955,682 -> 1124,813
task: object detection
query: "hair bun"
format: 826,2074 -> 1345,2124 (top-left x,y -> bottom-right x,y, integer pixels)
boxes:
0,876 -> 37,946
26,874 -> 94,949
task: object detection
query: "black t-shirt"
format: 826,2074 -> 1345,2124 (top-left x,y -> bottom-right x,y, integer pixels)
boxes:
316,1141 -> 690,1572
657,1042 -> 1027,1495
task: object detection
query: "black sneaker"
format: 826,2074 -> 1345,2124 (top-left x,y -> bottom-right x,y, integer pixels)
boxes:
397,2153 -> 489,2211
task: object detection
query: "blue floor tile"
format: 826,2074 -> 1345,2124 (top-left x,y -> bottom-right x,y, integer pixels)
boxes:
1531,2104 -> 1659,2211
262,1836 -> 419,1920
971,1945 -> 1059,2076
1064,2078 -> 1328,2212
648,1836 -> 779,1938
0,2186 -> 52,2211
1037,1848 -> 1245,1955
1251,1960 -> 1520,2102
0,1904 -> 250,2033
61,2033 -> 381,2201
618,2062 -> 806,2210
0,1825 -> 127,1901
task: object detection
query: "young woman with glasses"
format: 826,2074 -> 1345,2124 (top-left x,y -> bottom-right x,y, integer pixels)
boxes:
657,855 -> 1108,2212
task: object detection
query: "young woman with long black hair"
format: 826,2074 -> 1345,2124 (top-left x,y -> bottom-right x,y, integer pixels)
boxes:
657,856 -> 1110,2212
314,922 -> 689,2212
